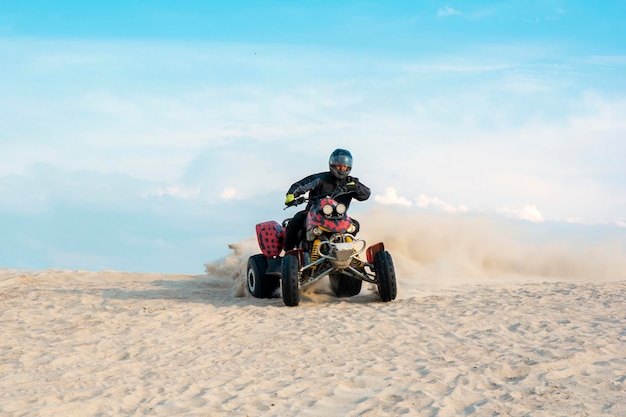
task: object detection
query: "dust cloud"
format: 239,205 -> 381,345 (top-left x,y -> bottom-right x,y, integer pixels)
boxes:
358,207 -> 626,291
205,207 -> 626,298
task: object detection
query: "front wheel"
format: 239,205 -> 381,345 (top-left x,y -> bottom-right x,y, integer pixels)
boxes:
247,255 -> 279,298
281,255 -> 300,307
329,273 -> 363,298
374,250 -> 397,302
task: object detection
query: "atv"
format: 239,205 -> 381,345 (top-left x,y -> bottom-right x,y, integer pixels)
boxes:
246,189 -> 397,306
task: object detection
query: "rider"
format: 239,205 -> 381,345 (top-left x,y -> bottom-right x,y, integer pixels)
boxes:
283,148 -> 371,251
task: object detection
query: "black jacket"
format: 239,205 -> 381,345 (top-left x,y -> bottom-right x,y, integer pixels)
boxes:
287,172 -> 371,210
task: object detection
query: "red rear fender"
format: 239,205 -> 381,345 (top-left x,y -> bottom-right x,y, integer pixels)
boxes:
256,221 -> 285,257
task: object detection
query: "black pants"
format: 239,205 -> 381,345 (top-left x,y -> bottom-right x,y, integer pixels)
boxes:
284,210 -> 307,251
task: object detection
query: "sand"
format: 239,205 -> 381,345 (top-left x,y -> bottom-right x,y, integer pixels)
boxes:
1,212 -> 625,416
0,267 -> 624,416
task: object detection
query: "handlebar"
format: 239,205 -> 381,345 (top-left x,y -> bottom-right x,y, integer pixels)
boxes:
284,196 -> 306,209
284,187 -> 354,210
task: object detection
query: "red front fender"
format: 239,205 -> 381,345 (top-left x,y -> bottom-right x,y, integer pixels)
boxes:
366,242 -> 385,263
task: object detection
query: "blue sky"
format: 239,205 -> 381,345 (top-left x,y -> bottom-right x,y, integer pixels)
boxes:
1,1 -> 625,273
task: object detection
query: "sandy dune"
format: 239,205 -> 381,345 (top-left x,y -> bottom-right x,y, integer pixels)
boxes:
1,265 -> 624,417
2,212 -> 625,416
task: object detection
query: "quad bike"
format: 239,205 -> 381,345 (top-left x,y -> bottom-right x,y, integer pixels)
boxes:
246,189 -> 397,306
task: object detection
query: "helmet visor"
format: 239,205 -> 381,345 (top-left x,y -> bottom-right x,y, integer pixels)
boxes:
329,153 -> 352,168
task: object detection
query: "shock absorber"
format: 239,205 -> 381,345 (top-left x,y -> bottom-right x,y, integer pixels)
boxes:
310,238 -> 321,267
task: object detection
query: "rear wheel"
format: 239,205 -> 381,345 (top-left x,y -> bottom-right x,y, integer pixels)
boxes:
247,255 -> 279,298
374,251 -> 397,302
329,273 -> 363,297
281,255 -> 300,306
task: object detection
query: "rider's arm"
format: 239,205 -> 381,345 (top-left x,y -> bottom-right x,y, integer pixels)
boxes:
287,173 -> 325,197
347,176 -> 371,201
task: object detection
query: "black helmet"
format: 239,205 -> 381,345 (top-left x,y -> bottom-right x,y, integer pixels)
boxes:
329,148 -> 353,180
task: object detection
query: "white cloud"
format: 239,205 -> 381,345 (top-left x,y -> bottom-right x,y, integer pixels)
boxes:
416,194 -> 468,213
1,38 -> 625,227
498,205 -> 544,223
405,62 -> 513,74
497,72 -> 554,94
437,5 -> 462,17
374,188 -> 412,206
148,185 -> 201,200
587,55 -> 626,65
220,187 -> 238,200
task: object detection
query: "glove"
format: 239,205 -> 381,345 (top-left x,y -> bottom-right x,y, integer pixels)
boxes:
285,194 -> 295,205
346,181 -> 359,192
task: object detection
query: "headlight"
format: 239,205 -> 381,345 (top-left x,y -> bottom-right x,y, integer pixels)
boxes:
336,203 -> 346,215
322,204 -> 333,215
347,223 -> 356,233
